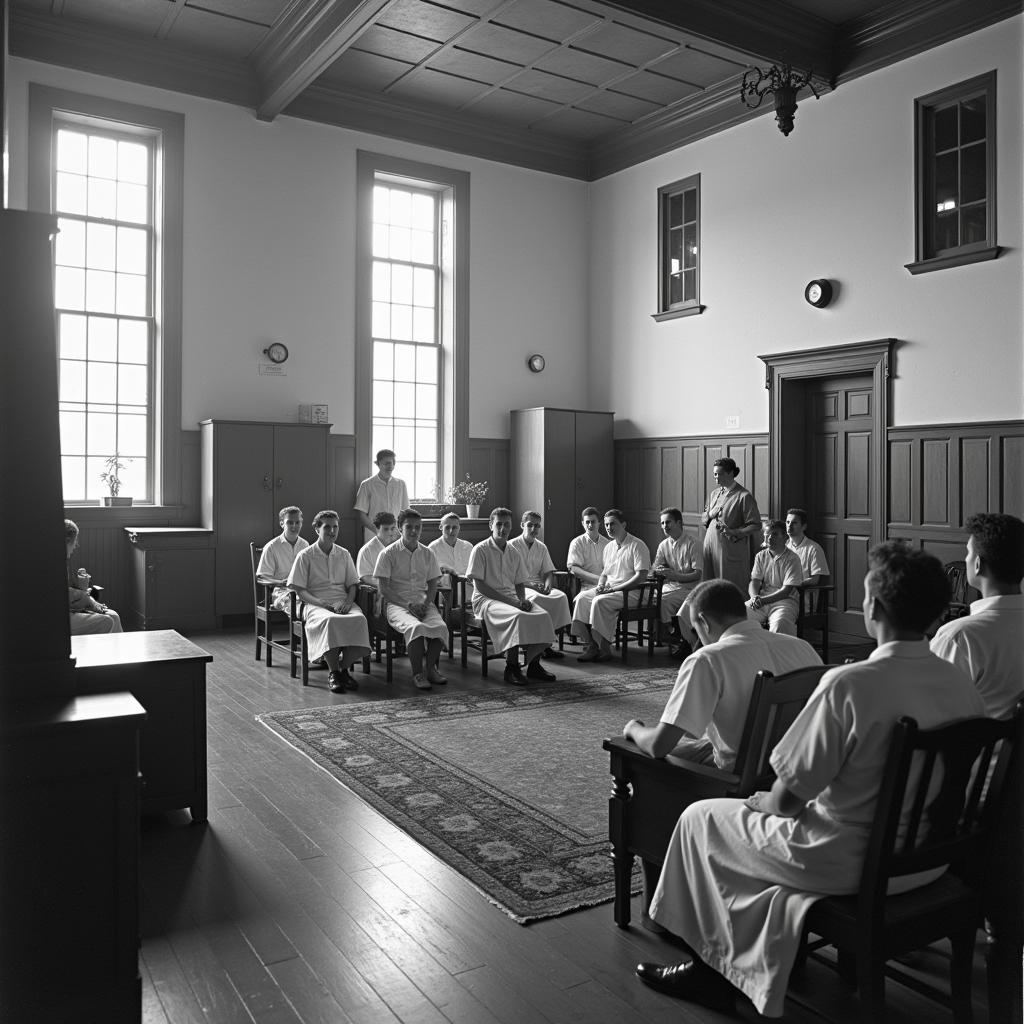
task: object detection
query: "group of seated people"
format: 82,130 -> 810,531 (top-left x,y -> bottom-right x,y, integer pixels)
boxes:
617,511 -> 1023,1018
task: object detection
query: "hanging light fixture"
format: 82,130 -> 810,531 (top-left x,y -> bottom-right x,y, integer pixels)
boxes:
739,63 -> 819,137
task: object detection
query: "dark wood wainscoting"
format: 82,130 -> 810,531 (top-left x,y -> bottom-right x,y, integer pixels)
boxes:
887,420 -> 1024,562
613,434 -> 770,557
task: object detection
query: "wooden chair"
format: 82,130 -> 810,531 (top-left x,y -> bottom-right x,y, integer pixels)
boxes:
357,583 -> 400,682
455,574 -> 506,677
940,560 -> 976,624
603,663 -> 830,926
250,542 -> 308,683
613,573 -> 664,663
799,705 -> 1022,1024
796,581 -> 834,661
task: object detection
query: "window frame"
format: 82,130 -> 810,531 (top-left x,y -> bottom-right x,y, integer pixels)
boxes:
906,70 -> 999,276
29,85 -> 184,508
652,173 -> 704,322
356,151 -> 469,499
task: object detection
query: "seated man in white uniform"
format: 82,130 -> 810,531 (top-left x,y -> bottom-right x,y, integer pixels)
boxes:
785,507 -> 830,587
930,512 -> 1024,1024
357,511 -> 398,582
65,519 -> 122,635
256,505 -> 309,610
427,512 -> 473,592
287,510 -> 371,694
354,448 -> 409,541
508,510 -> 572,674
566,506 -> 610,589
623,579 -> 821,769
466,507 -> 556,686
746,519 -> 803,636
374,508 -> 449,692
573,510 -> 651,662
636,544 -> 984,1017
651,507 -> 701,654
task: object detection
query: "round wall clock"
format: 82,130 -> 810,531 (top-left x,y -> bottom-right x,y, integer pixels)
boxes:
526,353 -> 546,373
804,279 -> 833,308
263,342 -> 290,364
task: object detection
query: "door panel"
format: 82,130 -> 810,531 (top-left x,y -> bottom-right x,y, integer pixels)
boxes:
273,425 -> 327,541
544,409 -> 576,564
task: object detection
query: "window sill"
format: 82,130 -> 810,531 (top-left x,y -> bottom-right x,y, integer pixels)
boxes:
905,245 -> 1001,275
651,304 -> 706,323
63,504 -> 187,525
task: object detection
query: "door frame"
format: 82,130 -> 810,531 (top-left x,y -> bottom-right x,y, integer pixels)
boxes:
759,338 -> 896,550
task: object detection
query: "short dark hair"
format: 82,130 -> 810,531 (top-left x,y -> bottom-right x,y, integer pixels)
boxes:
278,505 -> 302,522
521,510 -> 542,524
581,506 -> 600,519
312,509 -> 340,529
786,508 -> 808,525
439,511 -> 461,525
603,509 -> 625,524
966,513 -> 1024,585
489,506 -> 513,524
689,579 -> 747,622
866,542 -> 951,633
714,457 -> 739,477
397,508 -> 422,527
659,507 -> 682,524
765,518 -> 786,536
375,449 -> 396,464
372,511 -> 396,528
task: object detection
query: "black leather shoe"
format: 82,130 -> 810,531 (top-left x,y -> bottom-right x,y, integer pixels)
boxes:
503,664 -> 527,686
635,961 -> 734,1011
670,640 -> 693,661
343,669 -> 359,691
309,657 -> 328,670
541,647 -> 565,660
526,661 -> 556,681
328,671 -> 346,693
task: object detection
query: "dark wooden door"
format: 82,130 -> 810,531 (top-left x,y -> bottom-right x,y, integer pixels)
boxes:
805,376 -> 875,638
273,425 -> 328,540
543,408 -> 576,567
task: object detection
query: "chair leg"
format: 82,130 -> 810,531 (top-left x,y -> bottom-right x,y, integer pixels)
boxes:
950,931 -> 976,1024
855,953 -> 886,1024
255,626 -> 262,663
385,635 -> 393,682
361,654 -> 370,674
301,634 -> 309,686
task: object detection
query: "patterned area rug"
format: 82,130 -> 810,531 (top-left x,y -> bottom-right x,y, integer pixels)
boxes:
257,671 -> 676,922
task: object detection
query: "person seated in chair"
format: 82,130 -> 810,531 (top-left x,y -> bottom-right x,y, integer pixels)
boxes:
287,510 -> 370,694
374,508 -> 450,692
652,507 -> 702,657
634,543 -> 983,1018
785,508 -> 829,587
427,512 -> 473,592
623,579 -> 820,769
566,506 -> 610,588
508,510 -> 571,674
573,510 -> 651,662
65,518 -> 122,635
357,511 -> 398,582
466,508 -> 556,686
746,519 -> 803,636
257,505 -> 309,611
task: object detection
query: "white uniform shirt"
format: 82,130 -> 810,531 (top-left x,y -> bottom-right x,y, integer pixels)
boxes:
373,540 -> 440,606
787,536 -> 829,581
750,547 -> 803,611
357,536 -> 385,579
287,543 -> 359,604
660,620 -> 822,769
930,594 -> 1024,719
467,537 -> 529,602
256,533 -> 309,581
508,535 -> 556,586
567,533 -> 609,576
354,474 -> 409,524
654,534 -> 699,592
428,536 -> 473,576
602,532 -> 651,586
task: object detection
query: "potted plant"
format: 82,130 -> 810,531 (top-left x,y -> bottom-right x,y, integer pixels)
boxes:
446,474 -> 488,519
100,454 -> 133,507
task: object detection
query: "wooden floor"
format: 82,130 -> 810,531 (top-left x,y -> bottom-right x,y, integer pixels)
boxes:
138,627 -> 991,1024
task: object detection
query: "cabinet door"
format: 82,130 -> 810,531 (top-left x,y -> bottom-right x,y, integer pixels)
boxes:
146,549 -> 216,630
273,426 -> 328,541
543,409 -> 577,568
575,412 -> 614,522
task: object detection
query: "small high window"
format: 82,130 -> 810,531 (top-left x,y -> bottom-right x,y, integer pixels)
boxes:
653,174 -> 704,321
907,71 -> 999,275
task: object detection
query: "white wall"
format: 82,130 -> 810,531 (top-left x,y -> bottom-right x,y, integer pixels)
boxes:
588,18 -> 1024,438
6,57 -> 590,439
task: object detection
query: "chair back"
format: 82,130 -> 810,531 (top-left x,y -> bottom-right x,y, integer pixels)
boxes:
944,560 -> 969,608
860,706 -> 1021,906
733,665 -> 831,794
250,542 -> 262,606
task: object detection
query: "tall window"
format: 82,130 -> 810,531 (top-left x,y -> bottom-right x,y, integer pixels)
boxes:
371,184 -> 440,499
30,86 -> 184,507
356,152 -> 469,501
53,123 -> 153,502
653,173 -> 704,321
908,71 -> 999,275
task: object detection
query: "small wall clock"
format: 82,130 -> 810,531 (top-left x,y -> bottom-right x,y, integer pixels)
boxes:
804,279 -> 833,308
263,342 -> 290,364
526,353 -> 546,373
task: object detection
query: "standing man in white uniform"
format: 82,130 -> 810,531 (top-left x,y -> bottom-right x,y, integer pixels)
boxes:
746,519 -> 803,635
467,508 -> 556,685
354,449 -> 408,541
573,510 -> 651,663
374,509 -> 449,691
651,507 -> 701,653
635,544 -> 983,1017
785,508 -> 829,586
288,510 -> 371,694
566,506 -> 610,588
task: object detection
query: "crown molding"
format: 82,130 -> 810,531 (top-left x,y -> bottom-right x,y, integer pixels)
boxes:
9,7 -> 259,108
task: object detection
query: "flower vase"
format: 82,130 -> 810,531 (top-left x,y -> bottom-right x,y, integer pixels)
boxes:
465,503 -> 481,519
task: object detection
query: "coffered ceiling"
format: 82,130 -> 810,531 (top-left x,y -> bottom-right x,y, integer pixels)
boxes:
9,0 -> 1019,178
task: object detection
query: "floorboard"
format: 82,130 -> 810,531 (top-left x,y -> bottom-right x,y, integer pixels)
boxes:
136,626 -> 990,1024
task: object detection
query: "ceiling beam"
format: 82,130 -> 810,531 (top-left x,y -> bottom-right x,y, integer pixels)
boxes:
251,0 -> 400,121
